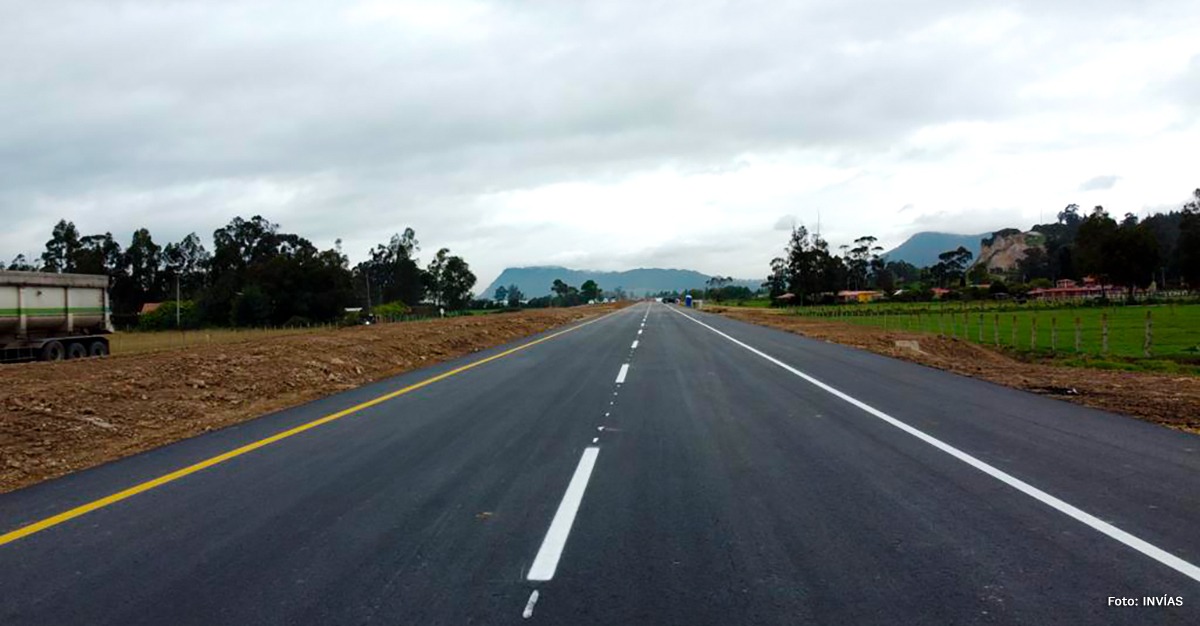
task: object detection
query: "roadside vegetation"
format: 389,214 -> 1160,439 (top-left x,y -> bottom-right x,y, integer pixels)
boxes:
719,187 -> 1200,376
6,217 -> 481,330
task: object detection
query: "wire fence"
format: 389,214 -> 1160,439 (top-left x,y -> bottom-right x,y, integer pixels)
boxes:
791,301 -> 1200,360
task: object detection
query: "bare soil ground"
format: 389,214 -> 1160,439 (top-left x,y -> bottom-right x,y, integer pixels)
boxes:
710,306 -> 1200,434
0,305 -> 625,494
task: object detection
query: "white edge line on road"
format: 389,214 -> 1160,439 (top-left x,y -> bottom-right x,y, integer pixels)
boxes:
527,447 -> 601,581
615,363 -> 630,384
631,340 -> 639,349
666,306 -> 1200,584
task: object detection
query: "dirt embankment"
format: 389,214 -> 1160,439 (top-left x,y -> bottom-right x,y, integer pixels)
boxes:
710,307 -> 1200,434
0,305 -> 626,494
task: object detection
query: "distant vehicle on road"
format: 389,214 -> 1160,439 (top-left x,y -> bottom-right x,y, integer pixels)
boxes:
0,270 -> 113,363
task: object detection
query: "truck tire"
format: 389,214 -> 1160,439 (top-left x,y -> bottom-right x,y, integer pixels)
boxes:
40,341 -> 65,362
89,341 -> 109,357
67,342 -> 88,360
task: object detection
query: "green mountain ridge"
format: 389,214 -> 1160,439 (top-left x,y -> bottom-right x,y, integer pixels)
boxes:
480,266 -> 761,299
883,231 -> 992,268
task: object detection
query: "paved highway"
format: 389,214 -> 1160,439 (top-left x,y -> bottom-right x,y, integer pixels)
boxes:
1,302 -> 1197,624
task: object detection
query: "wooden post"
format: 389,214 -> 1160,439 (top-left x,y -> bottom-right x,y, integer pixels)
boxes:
1074,316 -> 1081,353
978,312 -> 984,343
1050,317 -> 1057,353
1102,313 -> 1109,355
1144,309 -> 1152,357
951,313 -> 957,339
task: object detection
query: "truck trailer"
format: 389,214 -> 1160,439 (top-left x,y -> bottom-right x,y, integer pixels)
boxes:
0,270 -> 114,363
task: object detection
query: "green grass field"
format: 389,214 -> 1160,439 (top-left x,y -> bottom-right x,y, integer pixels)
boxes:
790,301 -> 1200,363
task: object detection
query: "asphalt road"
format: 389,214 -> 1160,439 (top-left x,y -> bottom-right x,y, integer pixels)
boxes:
1,302 -> 1197,625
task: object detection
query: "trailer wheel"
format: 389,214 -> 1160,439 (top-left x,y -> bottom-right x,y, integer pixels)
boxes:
40,341 -> 65,362
67,342 -> 88,360
89,341 -> 109,357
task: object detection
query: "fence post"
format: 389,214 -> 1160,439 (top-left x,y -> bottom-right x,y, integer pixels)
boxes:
1102,313 -> 1109,355
1050,317 -> 1057,353
1074,316 -> 1081,353
978,312 -> 983,343
938,313 -> 944,337
951,313 -> 957,339
993,313 -> 999,346
1144,310 -> 1152,358
1031,317 -> 1038,351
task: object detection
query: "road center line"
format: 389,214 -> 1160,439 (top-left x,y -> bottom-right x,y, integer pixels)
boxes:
631,340 -> 639,349
615,363 -> 630,384
527,447 -> 600,581
666,306 -> 1200,584
0,309 -> 624,547
522,590 -> 540,619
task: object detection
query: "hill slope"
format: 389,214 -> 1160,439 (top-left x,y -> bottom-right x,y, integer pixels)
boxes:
883,231 -> 991,268
481,267 -> 759,298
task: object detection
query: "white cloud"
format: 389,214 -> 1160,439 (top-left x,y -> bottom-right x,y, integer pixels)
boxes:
2,0 -> 1199,288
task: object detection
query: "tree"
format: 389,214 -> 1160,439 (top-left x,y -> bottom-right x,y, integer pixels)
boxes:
230,284 -> 273,326
1074,206 -> 1118,287
162,233 -> 211,299
425,248 -> 451,307
846,236 -> 883,289
1106,220 -> 1161,300
1015,246 -> 1050,282
1180,190 -> 1200,287
933,246 -> 973,287
494,285 -> 508,302
440,254 -> 476,310
74,233 -> 123,275
7,254 -> 39,271
506,284 -> 524,307
580,279 -> 601,302
356,229 -> 424,308
124,228 -> 164,303
764,256 -> 788,300
41,220 -> 82,272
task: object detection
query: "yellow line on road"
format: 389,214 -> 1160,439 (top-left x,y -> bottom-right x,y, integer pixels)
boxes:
0,310 -> 620,547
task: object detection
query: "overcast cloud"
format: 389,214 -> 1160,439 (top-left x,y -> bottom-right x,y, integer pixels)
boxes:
2,0 -> 1198,288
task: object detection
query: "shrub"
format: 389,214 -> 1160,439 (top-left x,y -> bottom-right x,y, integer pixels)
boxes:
372,301 -> 411,321
138,300 -> 201,330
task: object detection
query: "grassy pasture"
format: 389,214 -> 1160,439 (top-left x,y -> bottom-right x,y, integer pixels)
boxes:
790,300 -> 1200,366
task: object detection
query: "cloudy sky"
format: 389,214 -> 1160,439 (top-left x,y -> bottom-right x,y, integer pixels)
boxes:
3,0 -> 1198,288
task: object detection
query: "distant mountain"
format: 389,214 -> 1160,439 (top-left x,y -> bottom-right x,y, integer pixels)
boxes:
883,231 -> 992,268
480,266 -> 760,299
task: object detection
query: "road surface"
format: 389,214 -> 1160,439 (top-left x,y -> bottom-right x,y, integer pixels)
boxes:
1,302 -> 1197,624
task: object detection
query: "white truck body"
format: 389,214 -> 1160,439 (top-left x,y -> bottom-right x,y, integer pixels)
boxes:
0,270 -> 114,362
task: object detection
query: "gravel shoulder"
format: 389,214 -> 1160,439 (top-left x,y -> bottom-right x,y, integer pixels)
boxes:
710,306 -> 1200,434
0,305 -> 625,493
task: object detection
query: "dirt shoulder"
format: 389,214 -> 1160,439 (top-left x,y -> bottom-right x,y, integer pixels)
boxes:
0,305 -> 627,494
708,306 -> 1200,434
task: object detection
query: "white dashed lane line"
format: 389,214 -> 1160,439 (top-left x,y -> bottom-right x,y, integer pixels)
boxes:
527,447 -> 601,582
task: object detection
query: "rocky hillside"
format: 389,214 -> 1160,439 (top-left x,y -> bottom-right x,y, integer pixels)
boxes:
976,229 -> 1045,271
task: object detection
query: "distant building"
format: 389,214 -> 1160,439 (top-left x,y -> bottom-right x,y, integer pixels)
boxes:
1028,278 -> 1113,300
836,290 -> 884,303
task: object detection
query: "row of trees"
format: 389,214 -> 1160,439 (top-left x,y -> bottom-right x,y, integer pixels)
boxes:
767,188 -> 1200,304
492,278 -> 606,308
6,217 -> 477,327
